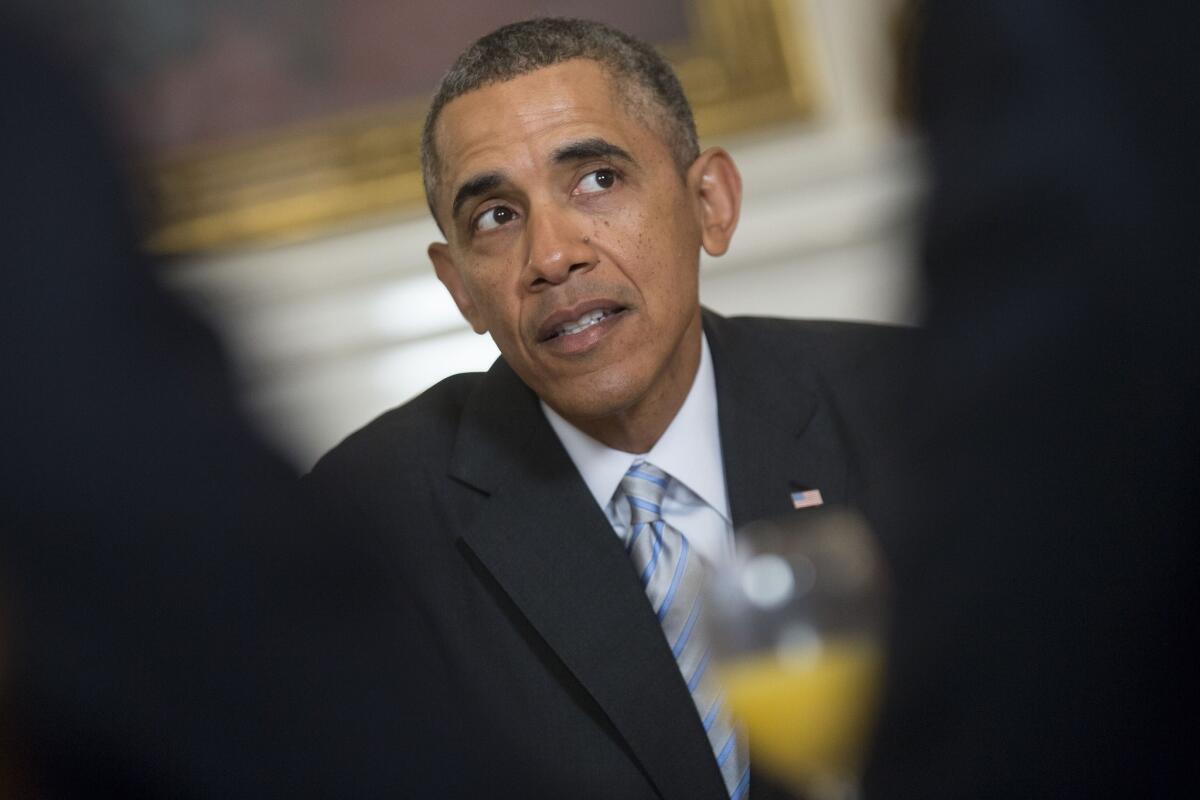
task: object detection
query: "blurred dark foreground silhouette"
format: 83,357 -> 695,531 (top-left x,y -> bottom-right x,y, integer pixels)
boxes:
863,2 -> 1198,798
0,16 -> 502,798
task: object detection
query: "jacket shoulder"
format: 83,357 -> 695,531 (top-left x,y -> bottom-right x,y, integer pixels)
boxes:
712,316 -> 917,468
715,314 -> 917,373
306,370 -> 482,484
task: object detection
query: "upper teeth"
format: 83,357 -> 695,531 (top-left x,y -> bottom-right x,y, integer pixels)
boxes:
556,309 -> 609,337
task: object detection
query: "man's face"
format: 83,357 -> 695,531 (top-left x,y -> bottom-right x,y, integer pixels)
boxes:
428,59 -> 736,438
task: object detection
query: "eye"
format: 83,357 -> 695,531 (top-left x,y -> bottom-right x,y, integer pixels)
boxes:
474,205 -> 518,233
575,168 -> 617,195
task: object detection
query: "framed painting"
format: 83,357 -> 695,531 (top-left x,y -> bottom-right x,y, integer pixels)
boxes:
101,0 -> 819,253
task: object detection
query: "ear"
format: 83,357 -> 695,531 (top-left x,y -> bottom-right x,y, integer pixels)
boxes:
686,147 -> 742,257
429,242 -> 488,334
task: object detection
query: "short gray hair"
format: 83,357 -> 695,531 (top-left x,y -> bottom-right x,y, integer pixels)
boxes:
420,17 -> 700,225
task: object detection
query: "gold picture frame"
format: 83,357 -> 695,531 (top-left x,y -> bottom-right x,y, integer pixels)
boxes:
146,0 -> 817,254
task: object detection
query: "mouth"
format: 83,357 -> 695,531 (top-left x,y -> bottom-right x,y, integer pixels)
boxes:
537,301 -> 628,343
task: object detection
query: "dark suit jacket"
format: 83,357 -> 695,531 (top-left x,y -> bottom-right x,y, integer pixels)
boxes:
305,311 -> 907,799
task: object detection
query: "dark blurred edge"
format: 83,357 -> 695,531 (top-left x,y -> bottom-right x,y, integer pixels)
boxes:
0,11 -> 503,798
863,2 -> 1198,798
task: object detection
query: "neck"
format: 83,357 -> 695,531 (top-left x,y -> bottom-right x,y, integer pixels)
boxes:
568,318 -> 703,454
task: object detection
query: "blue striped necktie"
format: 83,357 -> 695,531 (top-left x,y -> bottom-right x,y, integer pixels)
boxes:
619,461 -> 750,799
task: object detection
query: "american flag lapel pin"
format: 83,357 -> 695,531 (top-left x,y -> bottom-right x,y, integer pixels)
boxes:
790,484 -> 824,510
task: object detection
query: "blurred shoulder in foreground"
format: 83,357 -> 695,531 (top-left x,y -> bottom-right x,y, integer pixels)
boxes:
0,16 -> 493,797
863,2 -> 1199,798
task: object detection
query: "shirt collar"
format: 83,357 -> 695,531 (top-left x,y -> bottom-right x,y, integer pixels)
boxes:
541,333 -> 730,520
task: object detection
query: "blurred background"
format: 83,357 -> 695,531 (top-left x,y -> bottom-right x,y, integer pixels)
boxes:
12,0 -> 919,468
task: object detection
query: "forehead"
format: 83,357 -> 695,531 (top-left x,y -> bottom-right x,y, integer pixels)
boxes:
433,59 -> 663,194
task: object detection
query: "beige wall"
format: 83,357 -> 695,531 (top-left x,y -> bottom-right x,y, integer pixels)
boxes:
169,0 -> 923,468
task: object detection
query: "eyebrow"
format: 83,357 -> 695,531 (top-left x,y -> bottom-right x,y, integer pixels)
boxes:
448,139 -> 635,223
451,171 -> 506,221
552,137 -> 635,166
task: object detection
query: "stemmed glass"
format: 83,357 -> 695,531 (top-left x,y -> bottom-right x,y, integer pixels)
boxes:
707,508 -> 888,800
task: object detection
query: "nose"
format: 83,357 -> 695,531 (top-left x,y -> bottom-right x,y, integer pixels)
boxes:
524,204 -> 597,288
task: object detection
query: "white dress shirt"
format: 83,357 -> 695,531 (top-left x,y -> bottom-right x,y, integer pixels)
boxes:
541,333 -> 734,567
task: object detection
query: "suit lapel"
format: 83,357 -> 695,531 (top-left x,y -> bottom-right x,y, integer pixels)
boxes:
449,358 -> 729,800
703,311 -> 854,528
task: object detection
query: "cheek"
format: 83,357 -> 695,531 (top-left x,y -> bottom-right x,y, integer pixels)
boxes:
462,258 -> 522,324
615,210 -> 697,301
595,208 -> 662,281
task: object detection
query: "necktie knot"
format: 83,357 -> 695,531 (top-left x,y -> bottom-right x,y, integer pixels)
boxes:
620,461 -> 670,524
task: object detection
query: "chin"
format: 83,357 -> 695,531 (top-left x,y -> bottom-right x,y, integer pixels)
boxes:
544,371 -> 646,425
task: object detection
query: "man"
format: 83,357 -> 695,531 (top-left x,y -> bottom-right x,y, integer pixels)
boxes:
307,18 -> 904,799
